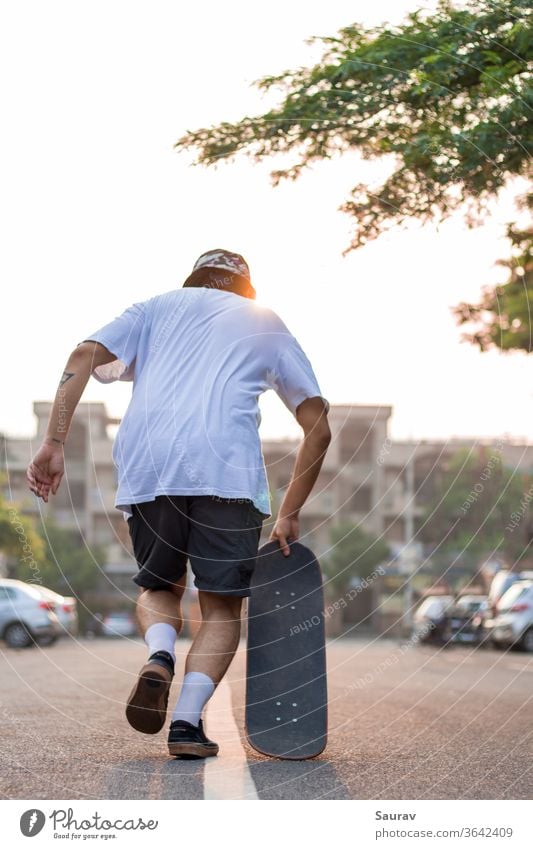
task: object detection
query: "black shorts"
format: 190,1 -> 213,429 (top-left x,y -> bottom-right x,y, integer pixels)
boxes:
128,495 -> 264,597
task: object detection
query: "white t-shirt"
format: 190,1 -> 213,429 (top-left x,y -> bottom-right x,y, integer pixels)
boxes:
83,287 -> 328,519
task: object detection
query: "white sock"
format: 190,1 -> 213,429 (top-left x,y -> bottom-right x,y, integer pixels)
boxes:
171,671 -> 215,726
144,623 -> 177,663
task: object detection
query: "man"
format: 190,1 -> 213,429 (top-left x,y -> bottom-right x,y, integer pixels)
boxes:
27,249 -> 330,759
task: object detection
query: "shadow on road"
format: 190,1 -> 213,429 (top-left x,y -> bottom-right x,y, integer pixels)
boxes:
247,757 -> 350,800
105,758 -> 205,800
104,755 -> 349,800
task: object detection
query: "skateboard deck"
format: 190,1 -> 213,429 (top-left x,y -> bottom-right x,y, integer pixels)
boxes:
245,541 -> 327,759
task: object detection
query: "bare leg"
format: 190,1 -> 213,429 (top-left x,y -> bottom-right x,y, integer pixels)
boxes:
135,576 -> 186,637
185,592 -> 243,684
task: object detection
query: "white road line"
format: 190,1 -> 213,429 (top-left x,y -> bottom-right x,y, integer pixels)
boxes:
203,680 -> 259,800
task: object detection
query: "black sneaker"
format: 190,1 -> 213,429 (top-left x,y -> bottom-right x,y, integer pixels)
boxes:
126,651 -> 175,735
168,718 -> 219,759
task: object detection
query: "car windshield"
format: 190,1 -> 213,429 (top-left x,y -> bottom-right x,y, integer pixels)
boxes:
489,572 -> 516,601
498,582 -> 533,610
18,583 -> 47,601
417,597 -> 451,617
39,588 -> 61,601
456,598 -> 484,611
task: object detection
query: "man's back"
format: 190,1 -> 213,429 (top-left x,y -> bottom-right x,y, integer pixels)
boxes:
87,286 -> 325,517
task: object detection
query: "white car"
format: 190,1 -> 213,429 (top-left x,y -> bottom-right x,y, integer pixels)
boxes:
37,588 -> 78,637
486,580 -> 533,651
414,595 -> 454,623
487,570 -> 523,616
455,594 -> 487,614
413,595 -> 454,642
0,579 -> 62,648
101,612 -> 138,637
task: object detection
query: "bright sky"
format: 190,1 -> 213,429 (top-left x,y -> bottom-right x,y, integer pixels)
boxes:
2,0 -> 531,444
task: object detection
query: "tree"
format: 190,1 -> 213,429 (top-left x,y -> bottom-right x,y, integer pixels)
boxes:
453,216 -> 533,351
13,518 -> 103,631
0,487 -> 44,578
176,0 -> 532,345
0,480 -> 103,629
419,446 -> 532,572
37,521 -> 102,593
324,521 -> 389,595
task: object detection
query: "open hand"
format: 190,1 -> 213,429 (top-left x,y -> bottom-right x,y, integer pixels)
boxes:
26,441 -> 65,503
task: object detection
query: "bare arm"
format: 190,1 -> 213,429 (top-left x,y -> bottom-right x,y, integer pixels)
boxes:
26,341 -> 116,502
270,396 -> 331,556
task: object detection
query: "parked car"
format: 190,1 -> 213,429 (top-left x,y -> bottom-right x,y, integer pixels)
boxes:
488,570 -> 528,616
0,579 -> 62,648
101,612 -> 138,637
485,580 -> 533,651
448,595 -> 488,644
37,588 -> 78,637
413,595 -> 454,644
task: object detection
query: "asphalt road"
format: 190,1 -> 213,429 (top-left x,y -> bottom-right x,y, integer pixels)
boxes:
1,636 -> 532,800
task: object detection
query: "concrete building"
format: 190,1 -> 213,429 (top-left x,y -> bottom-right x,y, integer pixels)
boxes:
263,404 -> 392,560
264,409 -> 533,561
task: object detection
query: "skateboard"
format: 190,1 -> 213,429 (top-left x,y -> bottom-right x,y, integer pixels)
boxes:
245,540 -> 327,759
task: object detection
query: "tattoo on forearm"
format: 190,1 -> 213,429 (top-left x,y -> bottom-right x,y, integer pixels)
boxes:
59,371 -> 75,387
